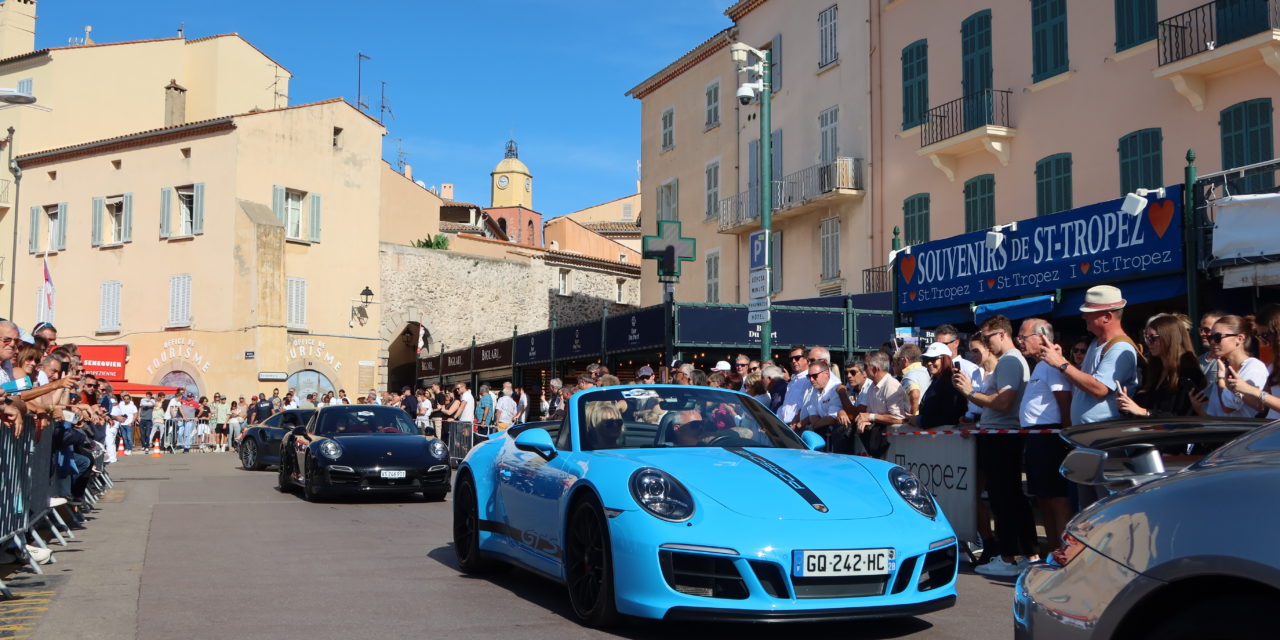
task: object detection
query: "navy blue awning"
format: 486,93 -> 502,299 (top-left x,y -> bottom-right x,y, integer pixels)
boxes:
974,295 -> 1055,324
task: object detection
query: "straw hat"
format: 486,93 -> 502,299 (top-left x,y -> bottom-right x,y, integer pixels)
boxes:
1079,285 -> 1126,313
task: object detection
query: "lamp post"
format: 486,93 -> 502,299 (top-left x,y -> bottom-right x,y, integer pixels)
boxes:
0,88 -> 37,318
731,43 -> 773,362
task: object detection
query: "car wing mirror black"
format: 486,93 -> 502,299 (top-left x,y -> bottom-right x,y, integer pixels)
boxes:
290,425 -> 308,438
421,425 -> 437,437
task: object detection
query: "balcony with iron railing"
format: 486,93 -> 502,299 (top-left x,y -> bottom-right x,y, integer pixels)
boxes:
862,264 -> 890,294
1155,0 -> 1280,110
917,89 -> 1016,181
718,157 -> 864,233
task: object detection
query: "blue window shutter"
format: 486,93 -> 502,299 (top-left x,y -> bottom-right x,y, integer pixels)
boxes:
122,192 -> 134,243
160,187 -> 172,239
192,182 -> 205,235
28,206 -> 39,253
1031,0 -> 1069,82
1220,98 -> 1275,194
56,203 -> 68,250
91,196 -> 104,247
901,40 -> 929,129
272,185 -> 286,224
309,192 -> 322,242
770,34 -> 782,92
964,174 -> 996,231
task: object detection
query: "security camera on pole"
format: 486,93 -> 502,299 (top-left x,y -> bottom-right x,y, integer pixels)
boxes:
731,42 -> 773,362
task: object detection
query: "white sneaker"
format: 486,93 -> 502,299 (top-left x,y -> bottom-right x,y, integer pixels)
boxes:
124,451 -> 131,456
975,556 -> 1024,577
25,545 -> 52,565
49,497 -> 67,508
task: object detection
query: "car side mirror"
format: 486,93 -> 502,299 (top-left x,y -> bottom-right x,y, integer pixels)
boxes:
514,427 -> 557,461
801,430 -> 826,451
1060,448 -> 1106,485
290,425 -> 308,438
421,425 -> 437,437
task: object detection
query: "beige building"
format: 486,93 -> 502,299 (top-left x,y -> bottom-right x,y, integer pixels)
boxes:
629,1 -> 872,307
562,192 -> 642,253
870,0 -> 1280,273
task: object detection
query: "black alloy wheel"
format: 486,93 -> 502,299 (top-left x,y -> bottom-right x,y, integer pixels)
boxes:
302,458 -> 321,502
240,438 -> 260,471
453,476 -> 498,574
564,498 -> 618,627
276,442 -> 293,491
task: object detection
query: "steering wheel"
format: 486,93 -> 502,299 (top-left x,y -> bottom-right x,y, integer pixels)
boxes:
704,433 -> 756,448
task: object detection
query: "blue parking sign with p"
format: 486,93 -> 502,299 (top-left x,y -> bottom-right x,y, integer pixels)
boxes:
749,231 -> 768,270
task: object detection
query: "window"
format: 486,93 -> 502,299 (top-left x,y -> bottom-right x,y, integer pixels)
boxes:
661,107 -> 674,151
705,249 -> 720,303
1114,0 -> 1157,52
558,269 -> 570,296
705,80 -> 720,129
287,277 -> 308,330
29,203 -> 66,253
168,274 -> 192,327
819,106 -> 839,165
1036,154 -> 1073,216
272,186 -> 322,242
903,194 -> 931,246
705,160 -> 720,220
160,184 -> 204,238
99,281 -> 122,332
622,202 -> 634,219
1032,0 -> 1069,82
818,5 -> 839,68
657,179 -> 679,221
1220,98 -> 1276,194
527,220 -> 535,244
92,194 -> 134,246
820,217 -> 840,279
34,284 -> 54,325
1119,128 -> 1163,196
16,78 -> 31,96
901,40 -> 929,129
963,174 -> 996,232
616,279 -> 626,304
332,126 -> 344,148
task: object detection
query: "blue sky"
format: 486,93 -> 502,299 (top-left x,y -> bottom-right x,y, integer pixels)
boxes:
35,1 -> 733,217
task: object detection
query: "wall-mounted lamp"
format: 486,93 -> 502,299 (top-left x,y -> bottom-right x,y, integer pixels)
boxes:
350,286 -> 376,327
985,221 -> 1018,250
1121,188 -> 1166,216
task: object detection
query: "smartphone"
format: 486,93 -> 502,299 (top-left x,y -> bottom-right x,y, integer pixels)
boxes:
60,360 -> 70,374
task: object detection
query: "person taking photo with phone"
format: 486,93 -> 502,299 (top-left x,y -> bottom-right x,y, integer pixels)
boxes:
1117,313 -> 1207,418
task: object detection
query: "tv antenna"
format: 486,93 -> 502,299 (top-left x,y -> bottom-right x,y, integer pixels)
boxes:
393,138 -> 407,172
266,64 -> 288,108
379,81 -> 394,124
355,52 -> 371,112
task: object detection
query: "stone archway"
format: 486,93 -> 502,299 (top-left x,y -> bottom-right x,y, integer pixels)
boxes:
386,321 -> 422,392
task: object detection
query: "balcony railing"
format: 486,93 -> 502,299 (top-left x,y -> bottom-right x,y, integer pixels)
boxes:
718,157 -> 863,232
862,264 -> 890,294
920,89 -> 1013,148
0,178 -> 10,206
1158,0 -> 1280,66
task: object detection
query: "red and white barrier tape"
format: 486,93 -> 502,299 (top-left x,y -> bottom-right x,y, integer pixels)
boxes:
887,428 -> 1061,436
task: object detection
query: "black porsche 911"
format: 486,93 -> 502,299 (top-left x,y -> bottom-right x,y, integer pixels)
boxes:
239,409 -> 315,471
277,404 -> 451,501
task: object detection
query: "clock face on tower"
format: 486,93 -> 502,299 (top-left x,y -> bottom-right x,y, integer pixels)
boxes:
497,175 -> 510,189
524,177 -> 531,192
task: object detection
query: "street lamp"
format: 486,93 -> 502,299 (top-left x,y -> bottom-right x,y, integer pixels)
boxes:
731,42 -> 774,362
0,87 -> 38,319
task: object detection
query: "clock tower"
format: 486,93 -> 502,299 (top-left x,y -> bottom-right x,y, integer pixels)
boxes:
490,139 -> 532,209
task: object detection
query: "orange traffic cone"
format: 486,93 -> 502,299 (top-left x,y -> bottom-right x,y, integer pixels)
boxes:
117,438 -> 125,457
150,436 -> 163,458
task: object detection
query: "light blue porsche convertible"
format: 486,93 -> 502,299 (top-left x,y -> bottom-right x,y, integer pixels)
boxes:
452,385 -> 959,626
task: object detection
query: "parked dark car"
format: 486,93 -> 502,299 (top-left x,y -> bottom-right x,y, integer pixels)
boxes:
278,404 -> 451,501
239,409 -> 315,471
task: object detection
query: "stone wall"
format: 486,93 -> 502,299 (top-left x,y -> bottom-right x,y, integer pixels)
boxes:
378,243 -> 639,374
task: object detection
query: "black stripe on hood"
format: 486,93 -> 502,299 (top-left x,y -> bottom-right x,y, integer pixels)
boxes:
726,447 -> 829,513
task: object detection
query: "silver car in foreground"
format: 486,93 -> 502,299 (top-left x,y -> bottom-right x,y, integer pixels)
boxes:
1014,417 -> 1278,640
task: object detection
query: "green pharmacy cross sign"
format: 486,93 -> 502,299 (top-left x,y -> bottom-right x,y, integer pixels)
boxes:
642,220 -> 696,283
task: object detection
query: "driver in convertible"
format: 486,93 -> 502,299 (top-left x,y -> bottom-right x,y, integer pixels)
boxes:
584,402 -> 625,449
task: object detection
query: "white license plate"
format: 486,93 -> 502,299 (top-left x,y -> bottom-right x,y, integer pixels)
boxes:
793,548 -> 895,577
380,470 -> 407,479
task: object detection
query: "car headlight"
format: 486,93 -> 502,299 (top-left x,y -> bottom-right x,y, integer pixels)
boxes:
318,440 -> 342,461
629,467 -> 694,522
889,467 -> 937,518
429,439 -> 448,459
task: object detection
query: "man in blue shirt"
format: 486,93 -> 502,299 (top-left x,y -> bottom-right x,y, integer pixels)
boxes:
475,384 -> 495,425
1039,285 -> 1139,426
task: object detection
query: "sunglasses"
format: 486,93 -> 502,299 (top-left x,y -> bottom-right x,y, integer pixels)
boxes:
1071,347 -> 1087,354
748,366 -> 759,372
1142,333 -> 1161,343
0,337 -> 16,345
790,355 -> 807,361
599,419 -> 623,430
735,362 -> 749,368
982,331 -> 1003,342
1209,332 -> 1241,343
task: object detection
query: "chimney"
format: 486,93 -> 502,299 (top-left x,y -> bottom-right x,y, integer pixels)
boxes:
0,0 -> 37,60
164,79 -> 187,127
83,24 -> 92,45
403,164 -> 412,181
440,183 -> 454,200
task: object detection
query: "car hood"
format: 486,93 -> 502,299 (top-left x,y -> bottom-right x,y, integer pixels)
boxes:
326,435 -> 432,465
602,447 -> 894,521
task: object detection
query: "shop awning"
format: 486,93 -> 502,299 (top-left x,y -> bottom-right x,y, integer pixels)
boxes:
973,295 -> 1055,324
110,382 -> 183,396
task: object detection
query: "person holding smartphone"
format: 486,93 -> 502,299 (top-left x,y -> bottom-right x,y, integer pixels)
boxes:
1117,313 -> 1207,418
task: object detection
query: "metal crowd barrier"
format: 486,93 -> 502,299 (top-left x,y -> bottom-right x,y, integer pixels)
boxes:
444,420 -> 497,467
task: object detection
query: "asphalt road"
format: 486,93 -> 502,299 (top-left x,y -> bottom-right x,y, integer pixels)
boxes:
22,452 -> 1016,639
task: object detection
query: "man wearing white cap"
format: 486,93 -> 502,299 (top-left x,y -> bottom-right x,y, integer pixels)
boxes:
1039,285 -> 1139,426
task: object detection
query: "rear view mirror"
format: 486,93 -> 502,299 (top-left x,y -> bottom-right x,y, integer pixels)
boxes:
290,425 -> 307,437
1060,448 -> 1106,485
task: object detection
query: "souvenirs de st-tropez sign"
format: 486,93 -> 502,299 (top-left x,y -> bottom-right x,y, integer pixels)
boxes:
896,186 -> 1183,312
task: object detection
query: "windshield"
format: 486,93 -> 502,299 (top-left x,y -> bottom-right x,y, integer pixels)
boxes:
315,406 -> 418,436
575,386 -> 804,451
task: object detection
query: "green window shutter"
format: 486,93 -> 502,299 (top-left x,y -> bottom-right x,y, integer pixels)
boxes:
56,203 -> 68,250
963,174 -> 995,232
309,192 -> 322,242
160,187 -> 172,239
272,185 -> 286,224
1035,153 -> 1073,217
28,206 -> 40,253
901,40 -> 929,129
1220,98 -> 1275,194
1032,0 -> 1069,83
903,193 -> 931,246
1114,0 -> 1157,51
770,34 -> 782,92
122,192 -> 134,243
91,197 -> 104,247
1118,128 -> 1163,196
192,183 -> 205,235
